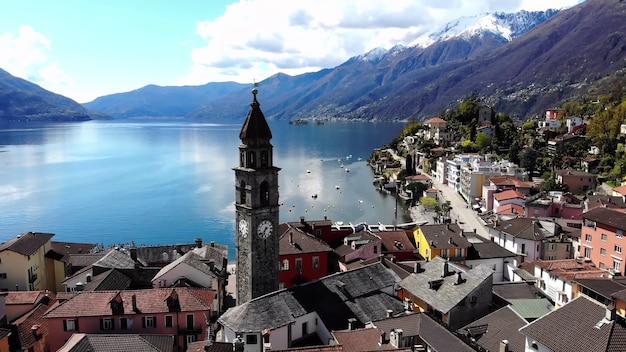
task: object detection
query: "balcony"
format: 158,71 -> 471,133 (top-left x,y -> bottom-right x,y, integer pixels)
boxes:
28,272 -> 38,283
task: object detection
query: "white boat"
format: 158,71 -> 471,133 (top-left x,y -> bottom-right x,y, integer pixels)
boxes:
345,168 -> 350,172
306,169 -> 311,173
335,185 -> 340,189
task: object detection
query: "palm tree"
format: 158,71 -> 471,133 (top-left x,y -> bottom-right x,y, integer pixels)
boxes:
441,201 -> 453,223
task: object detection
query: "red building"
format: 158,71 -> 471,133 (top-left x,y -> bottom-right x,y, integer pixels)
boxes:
278,224 -> 333,288
581,207 -> 626,275
285,216 -> 353,245
43,287 -> 215,351
377,230 -> 416,262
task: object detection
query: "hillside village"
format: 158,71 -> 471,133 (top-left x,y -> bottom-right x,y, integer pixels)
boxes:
2,88 -> 626,352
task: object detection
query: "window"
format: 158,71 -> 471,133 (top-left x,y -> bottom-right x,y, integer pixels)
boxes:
260,181 -> 270,206
165,315 -> 173,328
64,319 -> 78,332
585,234 -> 592,242
246,334 -> 258,345
186,314 -> 194,330
281,259 -> 290,271
312,256 -> 320,269
120,318 -> 128,330
100,318 -> 114,330
186,335 -> 197,345
548,243 -> 556,251
295,258 -> 303,272
616,245 -> 623,254
615,260 -> 622,273
602,234 -> 608,241
547,255 -> 556,260
143,316 -> 156,328
374,245 -> 378,254
617,230 -> 623,239
239,181 -> 246,204
584,247 -> 592,258
302,322 -> 308,335
0,273 -> 6,279
261,151 -> 268,167
600,248 -> 606,256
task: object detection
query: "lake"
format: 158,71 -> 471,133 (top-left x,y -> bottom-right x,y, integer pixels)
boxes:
0,119 -> 409,257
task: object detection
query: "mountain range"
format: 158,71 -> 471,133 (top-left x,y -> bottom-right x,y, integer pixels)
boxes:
1,0 -> 625,122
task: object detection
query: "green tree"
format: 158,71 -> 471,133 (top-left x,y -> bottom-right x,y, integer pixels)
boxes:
475,132 -> 492,152
519,147 -> 539,177
420,196 -> 438,209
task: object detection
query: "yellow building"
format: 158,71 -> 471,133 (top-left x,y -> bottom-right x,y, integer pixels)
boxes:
413,224 -> 471,261
0,232 -> 55,292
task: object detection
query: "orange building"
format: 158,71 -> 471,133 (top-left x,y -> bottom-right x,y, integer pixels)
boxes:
581,207 -> 626,275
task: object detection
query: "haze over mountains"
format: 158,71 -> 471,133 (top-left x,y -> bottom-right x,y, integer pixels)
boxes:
1,0 -> 625,122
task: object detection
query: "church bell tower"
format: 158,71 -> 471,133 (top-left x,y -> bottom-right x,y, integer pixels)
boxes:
234,85 -> 280,304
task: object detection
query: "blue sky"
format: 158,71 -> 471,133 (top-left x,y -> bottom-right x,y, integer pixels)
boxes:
0,0 -> 583,103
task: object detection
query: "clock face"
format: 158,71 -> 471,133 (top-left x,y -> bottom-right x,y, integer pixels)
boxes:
257,220 -> 273,239
239,219 -> 249,238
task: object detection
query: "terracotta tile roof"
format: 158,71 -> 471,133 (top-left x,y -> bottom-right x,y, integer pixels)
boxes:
419,224 -> 472,249
43,287 -> 215,318
425,117 -> 447,124
520,295 -> 626,352
489,176 -> 533,188
534,259 -> 607,281
0,232 -> 54,256
404,174 -> 430,181
494,189 -> 526,201
496,203 -> 525,215
583,207 -> 626,232
280,226 -> 333,255
332,328 -> 391,352
13,294 -> 56,352
377,230 -> 416,253
613,185 -> 626,196
5,290 -> 48,305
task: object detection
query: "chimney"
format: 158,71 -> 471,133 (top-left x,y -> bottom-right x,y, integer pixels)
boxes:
386,309 -> 393,318
210,240 -> 215,247
130,248 -> 137,261
195,238 -> 203,248
289,232 -> 293,244
446,223 -> 451,231
443,261 -> 449,277
606,303 -> 616,321
132,294 -> 138,312
233,335 -> 245,352
208,259 -> 215,271
455,272 -> 465,285
413,262 -> 421,273
347,318 -> 357,330
300,216 -> 305,224
499,340 -> 509,352
390,329 -> 403,348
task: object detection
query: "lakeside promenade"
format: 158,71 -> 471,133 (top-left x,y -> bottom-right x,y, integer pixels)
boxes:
384,149 -> 490,239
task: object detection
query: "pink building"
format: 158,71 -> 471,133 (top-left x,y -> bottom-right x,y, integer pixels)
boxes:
546,109 -> 559,120
525,192 -> 583,220
43,287 -> 215,351
556,169 -> 597,194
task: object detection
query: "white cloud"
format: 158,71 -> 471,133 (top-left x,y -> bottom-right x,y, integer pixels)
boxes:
177,0 -> 583,86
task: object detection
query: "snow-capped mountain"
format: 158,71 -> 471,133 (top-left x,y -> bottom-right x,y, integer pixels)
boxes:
411,9 -> 560,47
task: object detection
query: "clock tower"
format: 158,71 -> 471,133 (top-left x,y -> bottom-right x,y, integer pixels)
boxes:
234,86 -> 280,304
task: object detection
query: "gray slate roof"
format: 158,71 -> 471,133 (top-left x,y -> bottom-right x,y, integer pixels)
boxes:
467,241 -> 516,259
94,249 -> 137,269
492,218 -> 554,241
0,232 -> 54,256
63,333 -> 174,352
508,298 -> 554,320
153,251 -> 216,281
520,295 -> 626,352
582,207 -> 626,232
219,262 -> 402,333
398,257 -> 493,314
461,305 -> 527,352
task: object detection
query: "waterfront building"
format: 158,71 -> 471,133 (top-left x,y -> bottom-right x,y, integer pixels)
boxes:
278,224 -> 333,289
234,87 -> 280,304
0,232 -> 55,292
43,287 -> 215,351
